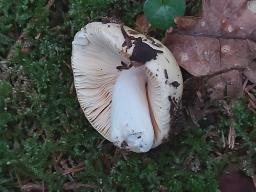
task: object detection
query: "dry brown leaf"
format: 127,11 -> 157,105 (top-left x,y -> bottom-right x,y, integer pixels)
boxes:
163,0 -> 256,100
176,0 -> 256,39
219,173 -> 256,192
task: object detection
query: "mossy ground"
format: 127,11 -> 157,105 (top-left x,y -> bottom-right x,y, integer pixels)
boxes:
0,0 -> 255,191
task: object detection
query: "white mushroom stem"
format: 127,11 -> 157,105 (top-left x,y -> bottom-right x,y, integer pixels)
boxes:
111,66 -> 154,152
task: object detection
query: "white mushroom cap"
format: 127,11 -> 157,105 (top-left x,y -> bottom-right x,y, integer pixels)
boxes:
71,22 -> 183,152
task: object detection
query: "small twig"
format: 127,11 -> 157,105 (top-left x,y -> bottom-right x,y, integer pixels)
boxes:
15,171 -> 22,189
187,106 -> 200,127
244,82 -> 256,113
69,82 -> 74,94
252,175 -> 256,189
242,78 -> 256,113
97,139 -> 106,148
63,182 -> 98,191
62,163 -> 85,175
246,84 -> 256,91
21,182 -> 98,192
63,60 -> 71,70
245,90 -> 256,105
228,125 -> 236,149
114,148 -> 128,160
249,100 -> 256,110
42,181 -> 45,192
242,78 -> 249,92
221,130 -> 226,148
0,60 -> 9,64
55,153 -> 63,164
213,150 -> 223,157
21,183 -> 45,192
196,90 -> 204,103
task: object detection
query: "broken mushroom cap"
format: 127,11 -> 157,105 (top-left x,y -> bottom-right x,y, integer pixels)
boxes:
71,22 -> 183,152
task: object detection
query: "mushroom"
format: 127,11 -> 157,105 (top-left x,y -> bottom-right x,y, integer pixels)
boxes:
71,22 -> 183,152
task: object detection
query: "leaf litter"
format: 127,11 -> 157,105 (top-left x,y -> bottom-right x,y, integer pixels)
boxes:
163,0 -> 256,100
1,0 -> 256,191
160,0 -> 256,189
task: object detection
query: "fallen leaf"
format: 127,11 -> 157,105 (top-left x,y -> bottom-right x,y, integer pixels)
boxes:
219,173 -> 256,192
163,0 -> 256,100
175,0 -> 256,39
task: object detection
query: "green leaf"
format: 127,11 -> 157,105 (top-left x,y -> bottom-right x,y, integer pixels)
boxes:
143,0 -> 185,30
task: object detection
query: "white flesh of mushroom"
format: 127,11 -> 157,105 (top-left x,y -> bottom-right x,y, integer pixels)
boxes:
111,66 -> 154,152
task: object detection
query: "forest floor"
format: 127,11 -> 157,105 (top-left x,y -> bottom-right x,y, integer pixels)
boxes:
0,0 -> 255,191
